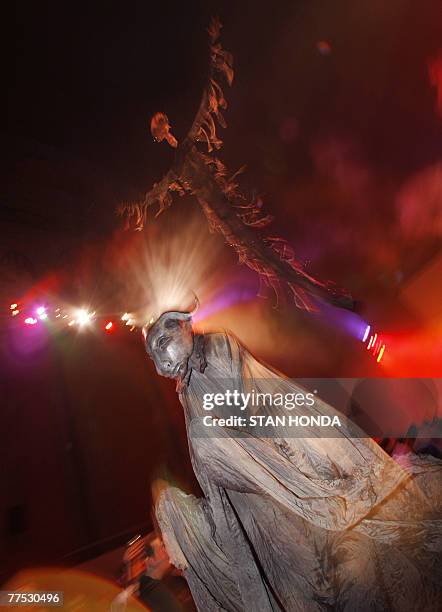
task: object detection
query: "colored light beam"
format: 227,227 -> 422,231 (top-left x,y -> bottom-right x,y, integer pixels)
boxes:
377,344 -> 386,363
362,325 -> 370,342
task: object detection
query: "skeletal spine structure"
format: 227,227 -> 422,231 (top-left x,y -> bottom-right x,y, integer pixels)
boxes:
119,18 -> 353,311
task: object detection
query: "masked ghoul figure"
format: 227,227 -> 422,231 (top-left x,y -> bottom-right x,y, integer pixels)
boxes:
144,302 -> 442,612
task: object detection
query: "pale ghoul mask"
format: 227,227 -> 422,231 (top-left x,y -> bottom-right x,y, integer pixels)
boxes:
143,301 -> 198,380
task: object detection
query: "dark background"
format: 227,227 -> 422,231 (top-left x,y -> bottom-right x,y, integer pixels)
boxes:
2,0 -> 442,581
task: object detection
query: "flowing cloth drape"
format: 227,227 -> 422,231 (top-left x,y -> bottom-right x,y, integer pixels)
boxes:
156,332 -> 442,611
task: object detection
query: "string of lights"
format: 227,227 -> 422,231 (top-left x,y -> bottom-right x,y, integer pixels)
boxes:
7,301 -> 138,334
7,300 -> 387,365
361,324 -> 386,364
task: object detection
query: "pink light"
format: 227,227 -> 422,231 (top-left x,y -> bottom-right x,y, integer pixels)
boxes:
25,317 -> 37,325
367,335 -> 374,349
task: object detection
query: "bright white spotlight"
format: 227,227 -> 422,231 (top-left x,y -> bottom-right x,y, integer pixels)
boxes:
76,309 -> 93,327
362,325 -> 370,342
25,317 -> 37,325
39,313 -> 48,320
36,306 -> 46,316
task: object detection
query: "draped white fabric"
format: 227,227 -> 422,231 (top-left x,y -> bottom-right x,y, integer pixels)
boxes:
157,332 -> 442,611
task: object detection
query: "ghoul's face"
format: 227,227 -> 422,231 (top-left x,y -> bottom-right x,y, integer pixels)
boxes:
145,316 -> 194,380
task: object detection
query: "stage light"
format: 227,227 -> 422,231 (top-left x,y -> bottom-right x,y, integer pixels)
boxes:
10,303 -> 18,310
121,313 -> 130,321
39,313 -> 48,320
367,335 -> 374,349
36,306 -> 46,316
105,321 -> 113,331
76,309 -> 92,326
25,317 -> 37,325
362,325 -> 370,342
377,345 -> 386,363
68,320 -> 75,326
12,309 -> 19,316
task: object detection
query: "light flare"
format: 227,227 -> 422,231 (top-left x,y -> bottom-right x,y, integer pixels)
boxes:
76,309 -> 93,327
377,344 -> 386,363
117,214 -> 225,326
362,325 -> 370,342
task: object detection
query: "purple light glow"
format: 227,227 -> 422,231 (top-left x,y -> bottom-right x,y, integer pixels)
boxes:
12,314 -> 49,357
194,285 -> 257,322
319,302 -> 370,341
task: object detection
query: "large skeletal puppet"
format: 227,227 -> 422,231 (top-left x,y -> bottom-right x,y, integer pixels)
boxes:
142,300 -> 442,612
119,18 -> 353,312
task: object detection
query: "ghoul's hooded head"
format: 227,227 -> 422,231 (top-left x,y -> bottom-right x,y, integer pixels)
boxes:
142,299 -> 198,380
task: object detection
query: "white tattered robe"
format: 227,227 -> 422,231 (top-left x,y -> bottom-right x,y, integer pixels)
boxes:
157,333 -> 442,611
